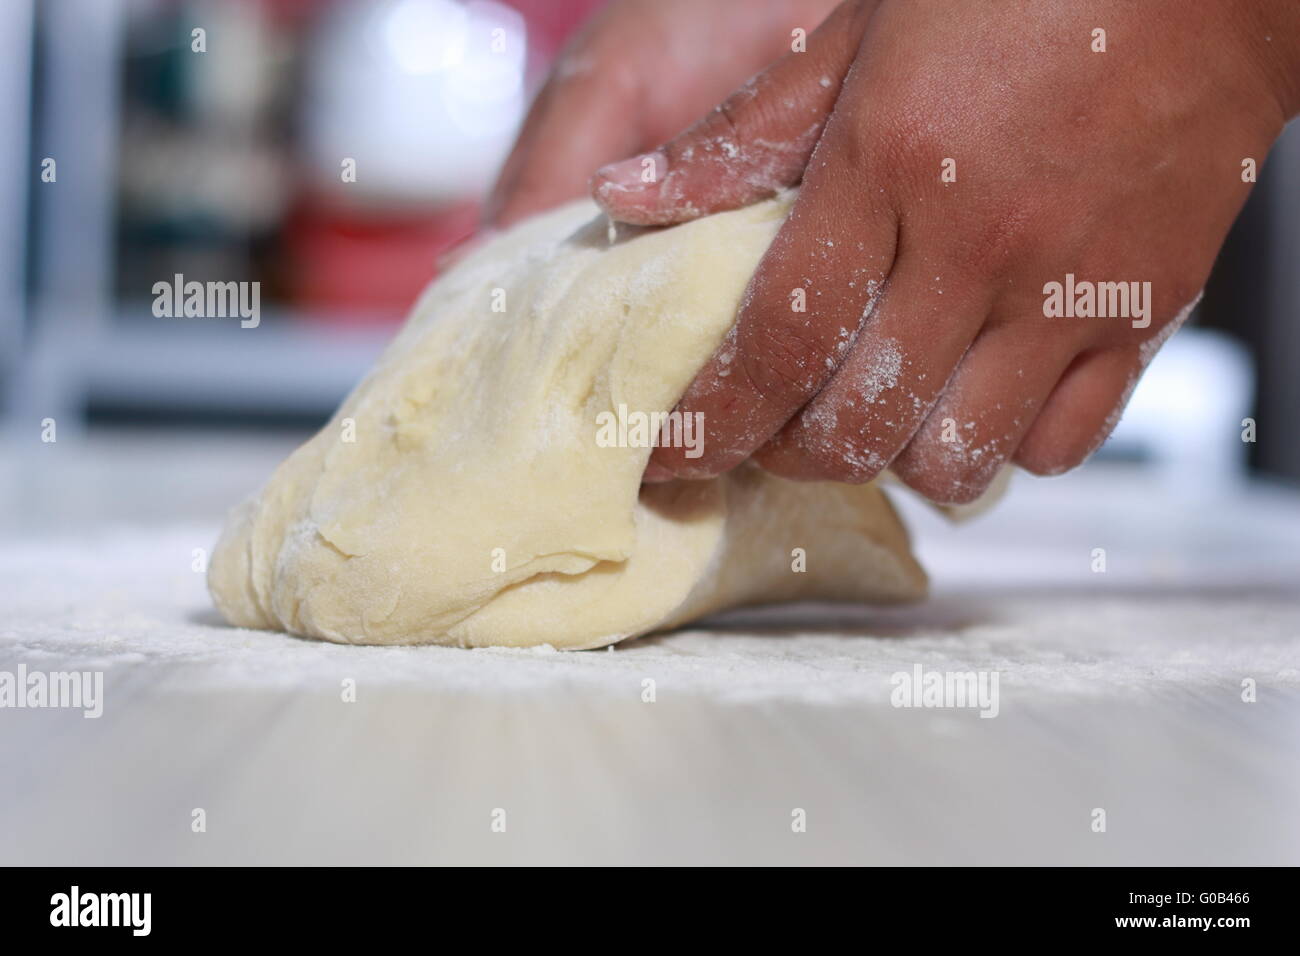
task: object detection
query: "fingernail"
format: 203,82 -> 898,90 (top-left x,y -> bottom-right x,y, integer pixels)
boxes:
595,151 -> 666,194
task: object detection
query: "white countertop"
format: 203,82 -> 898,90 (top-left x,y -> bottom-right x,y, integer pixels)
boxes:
1,431 -> 1297,864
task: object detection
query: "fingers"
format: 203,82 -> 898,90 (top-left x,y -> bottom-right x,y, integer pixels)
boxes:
752,250 -> 995,486
646,7 -> 902,482
646,103 -> 902,480
592,0 -> 874,227
1013,346 -> 1145,476
1013,290 -> 1200,476
485,58 -> 643,228
888,320 -> 1080,503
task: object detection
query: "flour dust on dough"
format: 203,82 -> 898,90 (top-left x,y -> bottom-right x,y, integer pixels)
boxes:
208,193 -> 927,649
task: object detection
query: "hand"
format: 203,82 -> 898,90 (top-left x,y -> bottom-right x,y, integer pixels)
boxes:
596,0 -> 1300,502
485,0 -> 840,228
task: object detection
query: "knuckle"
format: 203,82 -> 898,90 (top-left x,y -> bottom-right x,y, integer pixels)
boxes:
739,320 -> 830,405
758,393 -> 900,486
675,98 -> 748,168
714,96 -> 745,142
795,419 -> 891,485
897,424 -> 1011,505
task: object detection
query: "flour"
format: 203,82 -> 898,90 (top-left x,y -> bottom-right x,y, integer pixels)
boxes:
5,470 -> 1300,702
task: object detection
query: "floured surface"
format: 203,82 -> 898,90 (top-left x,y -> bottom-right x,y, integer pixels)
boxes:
3,519 -> 1300,700
8,527 -> 1300,700
2,433 -> 1299,864
4,436 -> 1298,699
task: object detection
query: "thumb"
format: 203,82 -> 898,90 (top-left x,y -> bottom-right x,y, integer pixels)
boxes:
591,0 -> 873,226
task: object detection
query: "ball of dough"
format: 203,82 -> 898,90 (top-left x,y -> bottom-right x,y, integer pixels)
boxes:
208,194 -> 926,648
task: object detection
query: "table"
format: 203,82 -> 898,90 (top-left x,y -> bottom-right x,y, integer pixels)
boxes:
2,431 -> 1297,864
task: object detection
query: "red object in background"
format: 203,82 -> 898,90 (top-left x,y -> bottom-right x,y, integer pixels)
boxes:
284,193 -> 480,324
282,0 -> 608,323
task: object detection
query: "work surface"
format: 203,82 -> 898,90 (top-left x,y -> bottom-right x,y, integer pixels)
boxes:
2,432 -> 1298,865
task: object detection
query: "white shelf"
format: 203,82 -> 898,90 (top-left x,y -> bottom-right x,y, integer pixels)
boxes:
83,311 -> 394,415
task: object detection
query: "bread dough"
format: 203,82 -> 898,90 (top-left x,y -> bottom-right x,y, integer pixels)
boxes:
208,193 -> 926,648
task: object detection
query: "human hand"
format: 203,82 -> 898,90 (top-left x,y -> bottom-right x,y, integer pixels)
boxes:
485,0 -> 839,228
597,0 -> 1300,502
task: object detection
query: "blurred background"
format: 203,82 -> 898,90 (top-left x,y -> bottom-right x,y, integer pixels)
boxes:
0,0 -> 1297,485
2,0 -> 1298,868
1,0 -> 602,436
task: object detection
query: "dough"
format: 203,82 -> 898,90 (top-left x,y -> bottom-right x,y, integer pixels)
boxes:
208,193 -> 926,648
